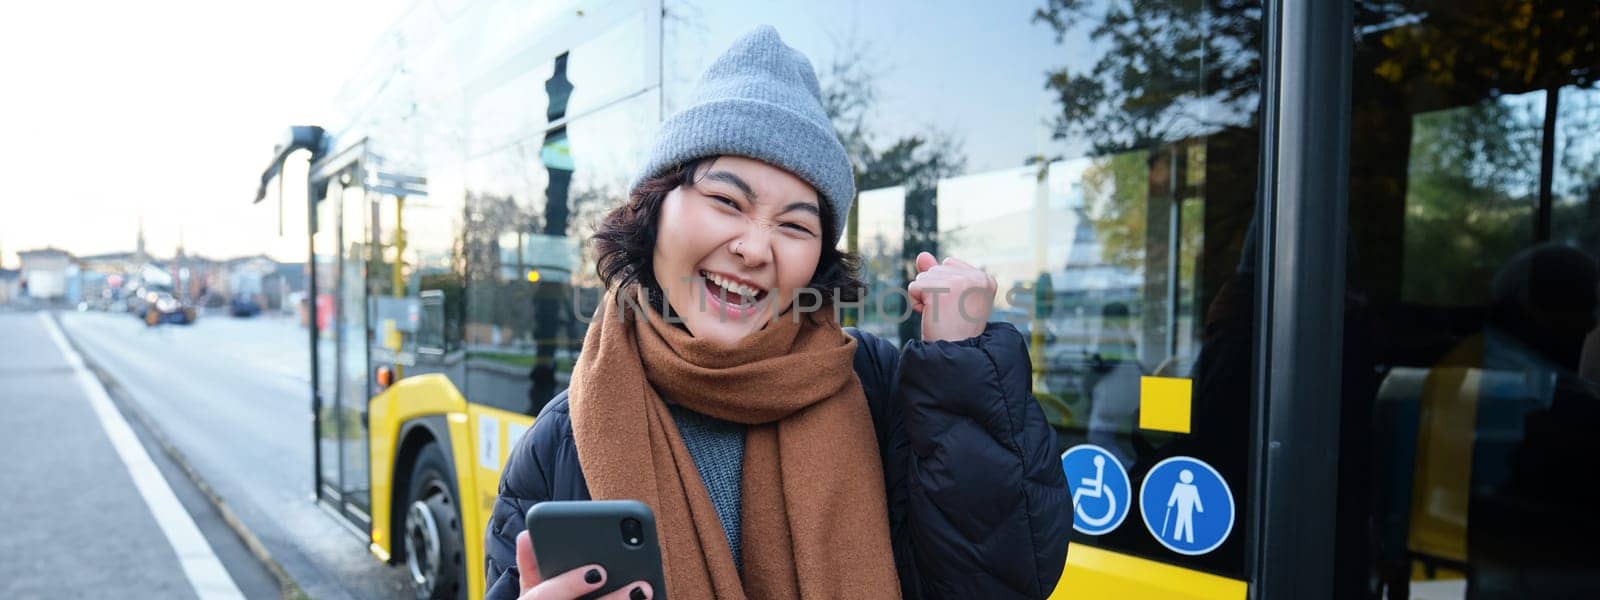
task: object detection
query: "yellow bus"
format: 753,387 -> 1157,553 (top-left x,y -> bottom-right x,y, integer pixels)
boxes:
251,1 -> 1600,599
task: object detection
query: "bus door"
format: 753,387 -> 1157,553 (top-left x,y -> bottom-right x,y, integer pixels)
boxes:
308,146 -> 376,529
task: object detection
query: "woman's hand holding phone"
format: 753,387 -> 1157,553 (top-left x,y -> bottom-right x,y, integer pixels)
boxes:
515,530 -> 653,600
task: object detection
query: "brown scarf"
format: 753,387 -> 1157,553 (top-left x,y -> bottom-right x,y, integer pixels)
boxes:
567,287 -> 900,599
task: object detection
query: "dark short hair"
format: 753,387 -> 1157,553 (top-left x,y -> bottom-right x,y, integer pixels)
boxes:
592,157 -> 864,313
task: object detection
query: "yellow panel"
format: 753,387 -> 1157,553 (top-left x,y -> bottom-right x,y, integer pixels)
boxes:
381,318 -> 402,351
466,406 -> 537,550
462,404 -> 535,600
1140,376 -> 1193,433
367,377 -> 467,567
368,374 -> 516,600
1407,367 -> 1478,563
1051,545 -> 1247,599
1410,560 -> 1466,582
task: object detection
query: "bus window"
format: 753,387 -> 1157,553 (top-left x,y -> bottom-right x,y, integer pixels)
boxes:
1341,2 -> 1600,597
461,43 -> 656,417
369,181 -> 466,390
673,0 -> 1265,585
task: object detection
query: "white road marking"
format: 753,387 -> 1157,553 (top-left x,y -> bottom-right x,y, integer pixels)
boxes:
42,313 -> 247,600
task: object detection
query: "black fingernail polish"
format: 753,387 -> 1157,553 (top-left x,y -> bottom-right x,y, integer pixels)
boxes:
585,568 -> 602,584
630,586 -> 647,600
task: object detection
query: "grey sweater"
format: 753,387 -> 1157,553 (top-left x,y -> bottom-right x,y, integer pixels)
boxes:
666,403 -> 746,570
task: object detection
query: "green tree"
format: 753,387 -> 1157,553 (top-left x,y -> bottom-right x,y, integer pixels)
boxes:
1031,0 -> 1262,155
818,44 -> 966,339
1080,151 -> 1150,272
1031,0 -> 1262,324
1402,96 -> 1541,305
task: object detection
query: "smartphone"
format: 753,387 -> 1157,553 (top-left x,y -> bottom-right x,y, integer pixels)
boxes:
524,500 -> 667,600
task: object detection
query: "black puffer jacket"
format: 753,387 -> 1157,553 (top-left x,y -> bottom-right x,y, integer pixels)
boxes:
484,323 -> 1070,599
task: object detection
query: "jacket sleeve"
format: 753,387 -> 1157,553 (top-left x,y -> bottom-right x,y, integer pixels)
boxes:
483,400 -> 565,600
896,322 -> 1072,598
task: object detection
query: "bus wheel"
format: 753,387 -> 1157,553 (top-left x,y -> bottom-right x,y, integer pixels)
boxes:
404,444 -> 465,600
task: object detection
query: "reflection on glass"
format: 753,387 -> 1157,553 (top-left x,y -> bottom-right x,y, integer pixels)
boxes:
1345,2 -> 1600,597
848,186 -> 906,337
460,45 -> 655,415
1549,85 -> 1600,263
1401,93 -> 1542,307
338,182 -> 371,513
363,161 -> 470,398
669,0 -> 1264,577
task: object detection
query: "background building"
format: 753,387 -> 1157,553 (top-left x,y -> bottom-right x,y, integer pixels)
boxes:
0,266 -> 18,305
17,248 -> 74,304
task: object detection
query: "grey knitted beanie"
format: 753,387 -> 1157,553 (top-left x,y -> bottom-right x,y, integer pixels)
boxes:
631,25 -> 855,246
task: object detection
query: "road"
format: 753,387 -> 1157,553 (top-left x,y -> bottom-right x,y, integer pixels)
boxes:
52,309 -> 415,600
0,310 -> 277,599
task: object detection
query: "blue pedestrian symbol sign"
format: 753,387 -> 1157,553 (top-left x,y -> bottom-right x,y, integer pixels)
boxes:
1139,456 -> 1235,555
1061,444 -> 1131,535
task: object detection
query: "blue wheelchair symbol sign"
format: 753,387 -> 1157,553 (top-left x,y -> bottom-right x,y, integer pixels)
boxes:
1139,456 -> 1235,555
1061,444 -> 1131,535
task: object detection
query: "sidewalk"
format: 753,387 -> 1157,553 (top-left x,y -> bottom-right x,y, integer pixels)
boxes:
0,312 -> 251,599
55,309 -> 414,600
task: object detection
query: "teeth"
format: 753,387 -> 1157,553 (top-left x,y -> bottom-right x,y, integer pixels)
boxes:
704,271 -> 759,299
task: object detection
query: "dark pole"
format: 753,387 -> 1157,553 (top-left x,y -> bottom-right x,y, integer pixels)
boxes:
1537,86 -> 1558,243
1251,0 -> 1352,597
307,171 -> 323,501
531,53 -> 574,413
1166,144 -> 1182,357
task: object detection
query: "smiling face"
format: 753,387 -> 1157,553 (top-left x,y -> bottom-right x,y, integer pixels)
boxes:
651,156 -> 825,346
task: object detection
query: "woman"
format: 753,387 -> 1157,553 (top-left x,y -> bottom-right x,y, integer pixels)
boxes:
484,26 -> 1070,600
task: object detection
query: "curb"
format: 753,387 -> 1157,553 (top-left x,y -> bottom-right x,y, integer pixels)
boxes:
52,313 -> 312,600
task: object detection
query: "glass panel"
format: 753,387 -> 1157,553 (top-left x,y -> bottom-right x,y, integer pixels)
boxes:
462,53 -> 657,416
339,182 -> 371,513
371,184 -> 468,385
1399,95 -> 1540,307
1551,86 -> 1600,251
1342,2 -> 1600,597
669,0 -> 1264,578
565,8 -> 653,118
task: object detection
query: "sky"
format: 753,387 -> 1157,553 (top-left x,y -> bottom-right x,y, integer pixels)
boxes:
0,0 -> 1114,271
0,0 -> 415,268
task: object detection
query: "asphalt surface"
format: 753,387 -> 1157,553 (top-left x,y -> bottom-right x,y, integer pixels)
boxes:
0,311 -> 276,599
52,309 -> 414,600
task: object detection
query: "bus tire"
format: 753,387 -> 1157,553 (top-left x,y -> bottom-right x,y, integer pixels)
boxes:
403,443 -> 466,600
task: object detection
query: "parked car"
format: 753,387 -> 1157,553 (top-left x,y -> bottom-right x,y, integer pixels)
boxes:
143,290 -> 197,325
229,293 -> 262,317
